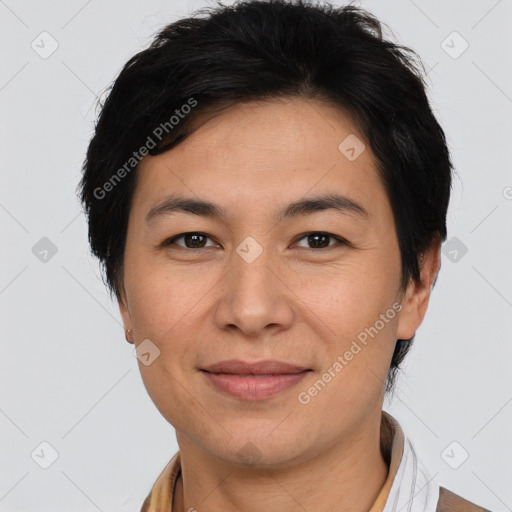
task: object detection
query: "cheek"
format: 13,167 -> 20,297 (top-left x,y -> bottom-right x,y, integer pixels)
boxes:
303,261 -> 400,386
300,258 -> 398,331
125,267 -> 203,423
124,255 -> 216,340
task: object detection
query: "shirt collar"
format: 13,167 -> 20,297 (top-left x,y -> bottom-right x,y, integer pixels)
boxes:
140,410 -> 439,512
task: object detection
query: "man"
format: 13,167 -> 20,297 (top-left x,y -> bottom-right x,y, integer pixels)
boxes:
79,1 -> 493,510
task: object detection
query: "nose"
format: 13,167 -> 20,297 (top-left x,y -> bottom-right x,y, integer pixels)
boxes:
213,248 -> 295,338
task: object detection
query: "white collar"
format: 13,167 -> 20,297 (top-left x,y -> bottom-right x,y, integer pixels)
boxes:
381,411 -> 439,512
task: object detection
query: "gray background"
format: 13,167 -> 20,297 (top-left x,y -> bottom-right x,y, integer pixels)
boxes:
1,0 -> 511,511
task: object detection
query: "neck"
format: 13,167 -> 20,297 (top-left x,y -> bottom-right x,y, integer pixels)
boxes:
173,410 -> 389,512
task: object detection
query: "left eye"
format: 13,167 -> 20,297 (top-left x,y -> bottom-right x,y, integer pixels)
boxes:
164,232 -> 347,250
293,232 -> 347,250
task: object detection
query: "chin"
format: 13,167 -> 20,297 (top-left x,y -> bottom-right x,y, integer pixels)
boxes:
208,432 -> 309,469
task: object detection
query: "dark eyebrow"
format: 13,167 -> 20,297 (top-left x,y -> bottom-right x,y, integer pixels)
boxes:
145,193 -> 369,224
277,193 -> 369,221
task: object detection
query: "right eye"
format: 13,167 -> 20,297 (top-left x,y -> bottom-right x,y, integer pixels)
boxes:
163,232 -> 220,250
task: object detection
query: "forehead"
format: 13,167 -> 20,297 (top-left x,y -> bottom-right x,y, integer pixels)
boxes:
133,97 -> 388,224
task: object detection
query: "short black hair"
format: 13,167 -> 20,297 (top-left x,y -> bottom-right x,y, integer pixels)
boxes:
78,0 -> 453,393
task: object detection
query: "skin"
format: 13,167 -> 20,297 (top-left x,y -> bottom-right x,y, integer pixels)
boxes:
118,97 -> 441,512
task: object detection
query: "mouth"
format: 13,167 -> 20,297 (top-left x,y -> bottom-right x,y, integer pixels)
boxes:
200,359 -> 312,400
201,359 -> 311,375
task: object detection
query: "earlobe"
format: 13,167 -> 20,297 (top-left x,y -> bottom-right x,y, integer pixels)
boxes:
117,291 -> 134,344
125,329 -> 134,344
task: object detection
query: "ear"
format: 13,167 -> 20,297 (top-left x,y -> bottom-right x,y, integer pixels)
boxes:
118,286 -> 134,344
396,233 -> 442,340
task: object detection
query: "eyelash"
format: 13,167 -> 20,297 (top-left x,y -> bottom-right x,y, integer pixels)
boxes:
163,231 -> 350,251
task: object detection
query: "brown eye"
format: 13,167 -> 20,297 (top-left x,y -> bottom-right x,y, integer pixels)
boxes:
294,232 -> 347,250
165,232 -> 218,249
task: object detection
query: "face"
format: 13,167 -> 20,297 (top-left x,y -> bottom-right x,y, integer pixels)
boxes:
119,97 -> 437,467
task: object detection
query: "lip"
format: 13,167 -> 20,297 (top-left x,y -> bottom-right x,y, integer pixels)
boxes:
200,360 -> 312,401
202,371 -> 310,400
201,359 -> 310,375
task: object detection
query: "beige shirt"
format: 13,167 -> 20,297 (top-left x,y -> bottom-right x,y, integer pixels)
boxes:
140,410 -> 437,512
